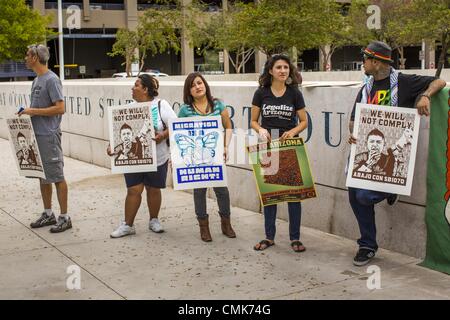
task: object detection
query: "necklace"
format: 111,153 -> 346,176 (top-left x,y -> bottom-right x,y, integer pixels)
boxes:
271,85 -> 286,98
193,102 -> 209,115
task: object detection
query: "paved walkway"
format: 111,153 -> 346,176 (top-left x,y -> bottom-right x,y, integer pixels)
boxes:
0,138 -> 449,300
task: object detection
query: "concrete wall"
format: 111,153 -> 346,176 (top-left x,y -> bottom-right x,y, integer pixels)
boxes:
0,79 -> 441,258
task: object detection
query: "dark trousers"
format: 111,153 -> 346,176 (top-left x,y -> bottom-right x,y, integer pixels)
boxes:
348,187 -> 393,251
193,187 -> 230,219
263,202 -> 302,241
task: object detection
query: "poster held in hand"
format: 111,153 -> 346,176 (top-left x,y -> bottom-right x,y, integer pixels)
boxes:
346,103 -> 420,196
247,137 -> 317,206
6,116 -> 46,179
169,116 -> 227,190
108,102 -> 157,174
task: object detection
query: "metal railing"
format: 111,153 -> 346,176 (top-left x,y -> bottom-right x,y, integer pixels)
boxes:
45,2 -> 125,10
137,3 -> 178,11
137,3 -> 220,11
0,62 -> 36,78
339,61 -> 363,71
90,3 -> 125,10
194,63 -> 224,75
45,2 -> 84,9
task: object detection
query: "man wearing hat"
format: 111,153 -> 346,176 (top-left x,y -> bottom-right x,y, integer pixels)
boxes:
347,40 -> 446,266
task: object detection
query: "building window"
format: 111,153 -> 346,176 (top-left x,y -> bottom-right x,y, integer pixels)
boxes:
44,1 -> 126,10
90,0 -> 125,10
45,1 -> 83,10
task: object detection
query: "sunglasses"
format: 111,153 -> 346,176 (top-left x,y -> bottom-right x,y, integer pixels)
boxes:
271,53 -> 290,60
28,44 -> 47,50
361,53 -> 375,61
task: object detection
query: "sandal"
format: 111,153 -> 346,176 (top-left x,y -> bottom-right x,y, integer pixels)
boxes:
291,241 -> 306,252
253,239 -> 275,251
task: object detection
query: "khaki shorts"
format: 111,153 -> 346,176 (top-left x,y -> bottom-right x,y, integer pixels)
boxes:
35,131 -> 65,184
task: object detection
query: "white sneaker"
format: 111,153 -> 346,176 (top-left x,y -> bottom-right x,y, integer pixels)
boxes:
110,222 -> 136,238
149,218 -> 164,233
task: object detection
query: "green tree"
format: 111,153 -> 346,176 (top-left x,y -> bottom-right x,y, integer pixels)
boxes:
231,0 -> 341,59
309,0 -> 352,71
220,2 -> 258,73
108,29 -> 139,76
184,1 -> 218,53
186,0 -> 360,73
186,1 -> 256,73
398,0 -> 450,77
347,0 -> 418,70
138,8 -> 181,72
234,0 -> 299,56
0,0 -> 53,63
109,1 -> 181,76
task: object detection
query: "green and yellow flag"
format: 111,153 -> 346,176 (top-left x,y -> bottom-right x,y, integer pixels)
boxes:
421,87 -> 450,274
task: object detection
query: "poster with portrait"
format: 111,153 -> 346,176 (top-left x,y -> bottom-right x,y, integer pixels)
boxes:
108,102 -> 157,174
168,116 -> 227,190
247,137 -> 316,206
346,103 -> 420,195
6,117 -> 46,179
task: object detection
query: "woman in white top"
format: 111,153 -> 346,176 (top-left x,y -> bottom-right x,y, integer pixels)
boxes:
107,74 -> 177,238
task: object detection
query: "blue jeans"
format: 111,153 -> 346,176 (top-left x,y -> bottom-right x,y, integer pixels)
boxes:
348,187 -> 393,251
263,202 -> 302,241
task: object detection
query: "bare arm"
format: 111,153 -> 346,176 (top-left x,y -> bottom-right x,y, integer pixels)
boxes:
423,78 -> 447,97
220,108 -> 233,148
251,105 -> 271,141
280,108 -> 308,141
416,79 -> 447,116
250,105 -> 262,132
349,120 -> 354,134
348,120 -> 356,144
19,100 -> 65,117
153,129 -> 169,144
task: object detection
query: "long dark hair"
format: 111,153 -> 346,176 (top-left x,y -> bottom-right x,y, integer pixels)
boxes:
138,73 -> 159,98
183,72 -> 217,112
259,54 -> 300,88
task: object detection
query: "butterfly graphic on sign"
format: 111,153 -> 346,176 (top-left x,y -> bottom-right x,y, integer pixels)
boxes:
174,132 -> 219,167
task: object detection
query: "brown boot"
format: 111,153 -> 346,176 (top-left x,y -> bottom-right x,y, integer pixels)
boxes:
221,216 -> 236,238
197,217 -> 212,242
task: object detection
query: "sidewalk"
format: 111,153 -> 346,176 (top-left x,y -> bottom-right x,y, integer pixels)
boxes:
0,138 -> 449,300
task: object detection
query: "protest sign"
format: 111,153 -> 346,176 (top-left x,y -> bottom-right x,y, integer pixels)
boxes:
169,116 -> 227,190
346,103 -> 420,195
6,117 -> 46,179
108,102 -> 157,174
248,137 -> 316,206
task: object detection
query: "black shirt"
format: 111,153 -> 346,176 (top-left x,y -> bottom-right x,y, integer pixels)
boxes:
252,85 -> 306,136
350,73 -> 436,120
